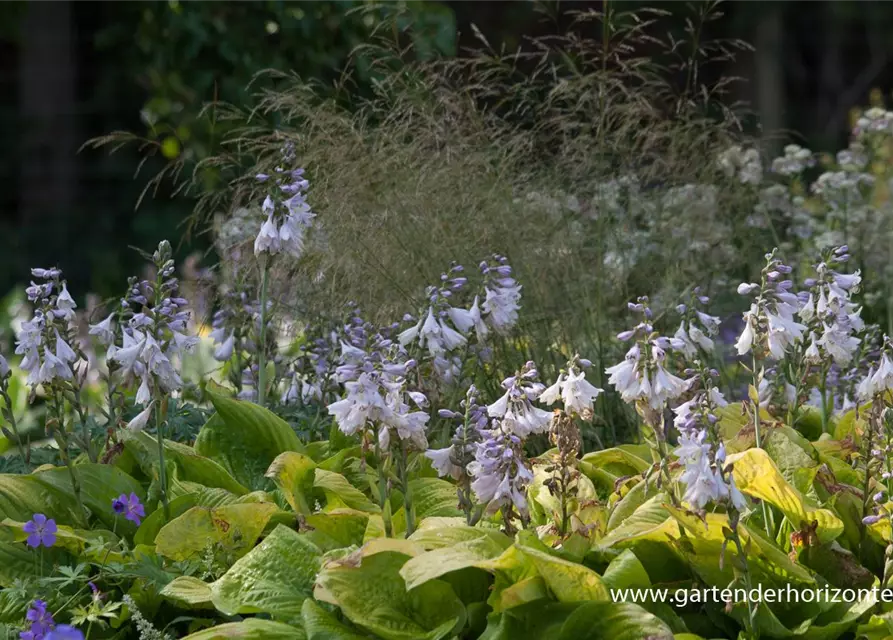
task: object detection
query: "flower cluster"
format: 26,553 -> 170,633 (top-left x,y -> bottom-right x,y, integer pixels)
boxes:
426,386 -> 487,480
857,336 -> 893,401
673,288 -> 721,358
254,160 -> 315,260
468,425 -> 533,520
673,370 -> 746,511
15,268 -> 83,388
799,246 -> 864,367
736,251 -> 805,360
538,356 -> 603,418
717,145 -> 762,184
326,329 -> 429,451
99,242 -> 197,430
606,298 -> 688,411
486,362 -> 552,438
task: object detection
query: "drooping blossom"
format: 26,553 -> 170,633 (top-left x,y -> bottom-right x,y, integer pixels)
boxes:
253,153 -> 315,260
538,357 -> 602,417
673,288 -> 721,357
480,255 -> 521,334
487,362 -> 552,437
425,386 -> 487,481
467,426 -> 533,518
735,251 -> 805,360
606,298 -> 688,411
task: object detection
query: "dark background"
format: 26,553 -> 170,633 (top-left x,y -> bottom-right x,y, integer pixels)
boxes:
1,1 -> 891,300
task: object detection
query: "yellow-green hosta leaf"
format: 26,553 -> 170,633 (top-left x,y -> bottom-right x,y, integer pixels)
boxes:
210,525 -> 321,621
155,502 -> 280,562
601,549 -> 651,590
600,494 -> 676,548
0,518 -> 113,556
665,506 -> 816,587
266,452 -> 316,514
314,469 -> 380,513
555,602 -> 674,640
515,542 -> 610,602
400,535 -> 508,590
159,576 -> 213,609
491,576 -> 550,612
134,494 -> 197,546
304,509 -> 370,550
409,522 -> 512,551
727,448 -> 843,543
0,473 -> 87,527
581,448 -> 651,477
35,463 -> 145,531
301,599 -> 369,640
317,549 -> 466,640
195,394 -> 305,490
180,619 -> 305,640
121,430 -> 248,495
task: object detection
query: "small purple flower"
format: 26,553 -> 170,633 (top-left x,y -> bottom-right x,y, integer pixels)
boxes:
20,599 -> 54,640
112,493 -> 145,526
45,626 -> 84,640
23,514 -> 57,549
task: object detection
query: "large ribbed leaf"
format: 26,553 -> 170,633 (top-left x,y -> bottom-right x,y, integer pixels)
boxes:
0,473 -> 85,527
180,619 -> 305,640
155,502 -> 280,562
211,525 -> 321,621
318,549 -> 466,640
195,394 -> 305,490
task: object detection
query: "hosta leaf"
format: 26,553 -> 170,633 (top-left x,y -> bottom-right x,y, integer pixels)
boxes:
304,509 -> 370,549
159,576 -> 213,609
406,478 -> 463,520
0,542 -> 61,587
122,430 -> 248,495
479,601 -> 582,639
0,518 -> 113,556
400,535 -> 508,589
195,394 -> 305,490
727,448 -> 843,543
302,599 -> 369,640
180,619 -> 305,639
318,549 -> 466,640
665,507 -> 817,587
0,473 -> 85,527
314,469 -> 379,513
601,549 -> 651,590
409,522 -> 512,550
266,452 -> 317,514
134,494 -> 197,546
606,481 -> 661,532
35,463 -> 144,531
211,525 -> 321,621
556,601 -> 673,639
600,494 -> 676,548
155,502 -> 280,562
581,448 -> 650,479
515,542 -> 610,602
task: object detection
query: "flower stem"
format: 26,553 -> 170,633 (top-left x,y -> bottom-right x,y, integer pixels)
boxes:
0,383 -> 28,467
751,355 -> 774,538
257,260 -> 271,407
399,441 -> 415,538
155,399 -> 170,521
375,439 -> 393,538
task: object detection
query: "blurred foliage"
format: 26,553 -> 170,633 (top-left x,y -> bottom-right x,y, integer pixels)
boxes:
94,1 -> 457,169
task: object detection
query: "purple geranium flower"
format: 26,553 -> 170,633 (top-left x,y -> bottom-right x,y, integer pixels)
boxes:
111,493 -> 145,526
20,599 -> 55,640
45,626 -> 84,640
23,514 -> 57,549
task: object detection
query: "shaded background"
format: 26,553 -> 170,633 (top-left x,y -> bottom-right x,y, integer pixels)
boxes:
1,0 -> 892,301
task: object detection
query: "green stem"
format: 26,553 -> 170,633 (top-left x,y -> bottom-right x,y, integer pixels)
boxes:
375,439 -> 393,538
155,400 -> 170,521
751,355 -> 774,538
257,260 -> 271,407
73,388 -> 97,463
399,441 -> 415,538
0,384 -> 28,466
819,366 -> 830,435
729,523 -> 760,639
